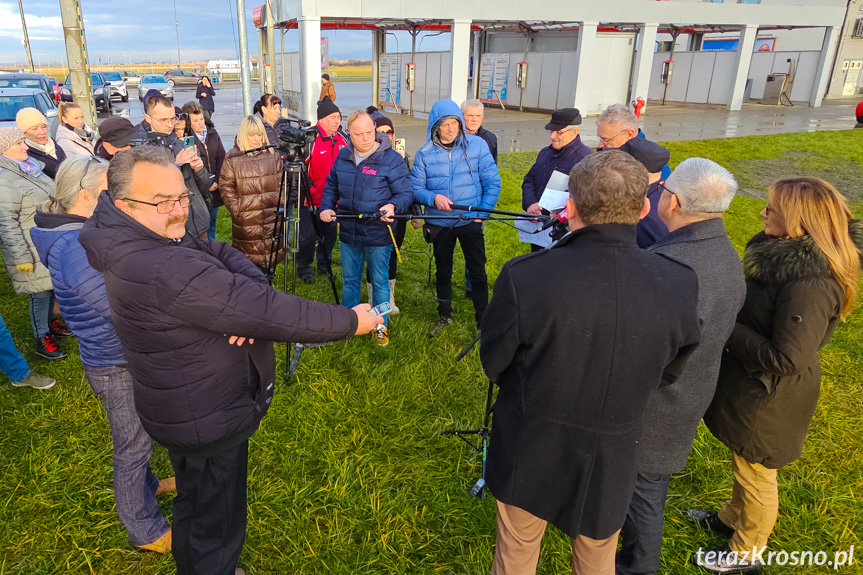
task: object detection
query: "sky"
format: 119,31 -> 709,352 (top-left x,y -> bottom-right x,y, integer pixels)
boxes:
0,0 -> 451,66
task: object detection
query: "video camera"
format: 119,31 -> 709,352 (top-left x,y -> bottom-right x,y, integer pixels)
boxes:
277,118 -> 317,161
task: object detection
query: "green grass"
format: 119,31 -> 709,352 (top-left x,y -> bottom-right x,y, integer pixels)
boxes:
1,129 -> 862,574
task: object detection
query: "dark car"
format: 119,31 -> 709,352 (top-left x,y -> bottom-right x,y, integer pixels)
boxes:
0,73 -> 58,101
163,69 -> 202,87
60,73 -> 111,112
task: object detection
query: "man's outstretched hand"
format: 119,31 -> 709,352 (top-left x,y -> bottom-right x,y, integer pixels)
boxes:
352,304 -> 383,335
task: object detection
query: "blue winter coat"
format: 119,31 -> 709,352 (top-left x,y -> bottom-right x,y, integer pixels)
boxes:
521,135 -> 593,210
320,133 -> 414,247
31,210 -> 125,367
411,99 -> 501,228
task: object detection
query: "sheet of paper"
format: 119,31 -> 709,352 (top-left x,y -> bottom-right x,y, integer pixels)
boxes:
537,170 -> 570,211
515,218 -> 552,248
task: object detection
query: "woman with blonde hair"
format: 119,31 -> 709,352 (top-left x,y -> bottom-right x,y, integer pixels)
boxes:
56,102 -> 97,157
219,115 -> 284,274
690,178 -> 862,574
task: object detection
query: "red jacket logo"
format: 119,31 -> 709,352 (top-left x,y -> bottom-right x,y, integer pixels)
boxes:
362,166 -> 378,175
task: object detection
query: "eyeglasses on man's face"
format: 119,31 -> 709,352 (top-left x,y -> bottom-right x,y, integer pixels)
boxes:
123,194 -> 190,214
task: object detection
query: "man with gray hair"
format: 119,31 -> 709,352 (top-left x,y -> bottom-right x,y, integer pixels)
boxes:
596,103 -> 641,150
79,146 -> 382,575
616,157 -> 746,575
461,99 -> 497,163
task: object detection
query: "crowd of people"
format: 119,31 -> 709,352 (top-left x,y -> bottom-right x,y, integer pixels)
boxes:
0,82 -> 859,575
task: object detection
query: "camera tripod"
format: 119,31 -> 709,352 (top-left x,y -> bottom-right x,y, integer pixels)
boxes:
443,376 -> 496,498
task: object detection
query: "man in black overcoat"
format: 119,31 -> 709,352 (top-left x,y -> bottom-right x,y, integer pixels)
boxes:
480,150 -> 701,575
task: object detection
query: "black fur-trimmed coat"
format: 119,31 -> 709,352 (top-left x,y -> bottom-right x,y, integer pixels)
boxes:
704,223 -> 862,469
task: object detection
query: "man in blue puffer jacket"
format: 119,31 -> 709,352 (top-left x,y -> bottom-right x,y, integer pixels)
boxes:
320,111 -> 414,346
30,157 -> 172,555
411,99 -> 501,338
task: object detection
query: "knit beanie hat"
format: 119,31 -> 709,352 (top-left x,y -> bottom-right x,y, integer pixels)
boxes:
16,108 -> 48,134
365,106 -> 393,131
317,96 -> 340,120
0,127 -> 26,154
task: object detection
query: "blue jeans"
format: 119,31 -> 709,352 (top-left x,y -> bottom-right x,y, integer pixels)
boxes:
83,364 -> 169,546
29,290 -> 53,338
0,312 -> 29,382
340,242 -> 392,326
616,472 -> 671,575
207,207 -> 220,241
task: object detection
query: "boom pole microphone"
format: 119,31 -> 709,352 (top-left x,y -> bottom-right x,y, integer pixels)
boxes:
228,144 -> 278,158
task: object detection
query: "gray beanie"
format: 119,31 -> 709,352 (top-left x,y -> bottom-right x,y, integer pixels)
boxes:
0,127 -> 25,154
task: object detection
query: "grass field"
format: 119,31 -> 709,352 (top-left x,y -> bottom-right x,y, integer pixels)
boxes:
0,130 -> 861,574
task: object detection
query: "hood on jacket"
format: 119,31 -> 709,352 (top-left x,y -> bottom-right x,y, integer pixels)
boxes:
79,191 -> 185,274
743,220 -> 863,286
31,209 -> 87,265
426,99 -> 465,143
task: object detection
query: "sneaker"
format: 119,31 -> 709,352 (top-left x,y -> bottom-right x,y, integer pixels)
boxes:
49,318 -> 73,338
430,317 -> 453,338
686,508 -> 736,537
299,269 -> 316,284
155,477 -> 176,496
11,372 -> 56,390
137,528 -> 172,554
374,325 -> 389,347
691,545 -> 762,574
35,334 -> 66,360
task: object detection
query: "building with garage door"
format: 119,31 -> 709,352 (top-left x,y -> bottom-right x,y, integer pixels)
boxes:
255,0 -> 847,121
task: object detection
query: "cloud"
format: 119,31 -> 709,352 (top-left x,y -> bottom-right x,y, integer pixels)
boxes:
0,4 -> 62,42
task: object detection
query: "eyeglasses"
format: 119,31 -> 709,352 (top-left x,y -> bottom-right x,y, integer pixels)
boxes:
123,194 -> 190,214
597,127 -> 627,145
79,157 -> 106,191
765,203 -> 771,215
379,129 -> 393,135
151,115 -> 178,125
549,127 -> 575,137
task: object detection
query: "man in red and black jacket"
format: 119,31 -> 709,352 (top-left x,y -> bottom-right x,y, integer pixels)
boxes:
299,97 -> 346,283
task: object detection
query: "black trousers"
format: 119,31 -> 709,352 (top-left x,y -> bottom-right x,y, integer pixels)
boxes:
616,472 -> 671,575
297,206 -> 338,274
168,440 -> 249,575
430,222 -> 488,324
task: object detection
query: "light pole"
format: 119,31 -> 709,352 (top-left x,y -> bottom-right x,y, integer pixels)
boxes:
173,0 -> 182,68
17,0 -> 35,72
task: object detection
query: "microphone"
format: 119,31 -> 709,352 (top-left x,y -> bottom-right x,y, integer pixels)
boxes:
228,144 -> 277,158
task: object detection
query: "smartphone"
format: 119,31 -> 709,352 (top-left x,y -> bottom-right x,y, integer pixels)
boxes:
369,302 -> 392,317
395,138 -> 406,155
183,136 -> 195,149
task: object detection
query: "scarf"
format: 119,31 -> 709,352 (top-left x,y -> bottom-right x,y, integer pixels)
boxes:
11,157 -> 43,177
26,138 -> 58,159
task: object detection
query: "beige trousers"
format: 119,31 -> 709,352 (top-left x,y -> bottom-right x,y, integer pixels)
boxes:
491,500 -> 620,575
717,451 -> 779,559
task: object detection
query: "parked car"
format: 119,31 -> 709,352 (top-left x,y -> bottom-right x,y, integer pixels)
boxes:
0,73 -> 58,101
0,87 -> 59,127
97,70 -> 129,102
138,75 -> 174,101
118,70 -> 141,85
60,73 -> 111,112
163,69 -> 202,87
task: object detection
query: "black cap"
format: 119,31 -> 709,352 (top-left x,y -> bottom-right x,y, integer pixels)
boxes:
618,137 -> 670,174
99,117 -> 138,148
317,96 -> 340,120
545,108 -> 582,131
321,73 -> 330,81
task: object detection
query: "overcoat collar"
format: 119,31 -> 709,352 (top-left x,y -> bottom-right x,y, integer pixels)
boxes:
649,217 -> 727,251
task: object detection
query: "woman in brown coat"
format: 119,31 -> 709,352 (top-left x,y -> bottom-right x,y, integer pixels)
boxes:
690,178 -> 862,574
219,115 -> 284,275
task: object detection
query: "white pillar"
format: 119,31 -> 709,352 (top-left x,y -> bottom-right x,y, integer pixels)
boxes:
811,26 -> 840,107
448,19 -> 471,103
573,22 -> 598,109
298,16 -> 321,122
728,25 -> 758,111
631,23 -> 658,112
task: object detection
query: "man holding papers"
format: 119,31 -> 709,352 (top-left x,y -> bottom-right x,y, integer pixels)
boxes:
521,108 -> 592,251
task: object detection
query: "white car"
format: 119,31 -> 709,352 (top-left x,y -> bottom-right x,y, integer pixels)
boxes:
138,75 -> 174,101
98,71 -> 129,102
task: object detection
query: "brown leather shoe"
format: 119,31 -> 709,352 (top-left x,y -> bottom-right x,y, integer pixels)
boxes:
155,477 -> 176,496
136,529 -> 172,554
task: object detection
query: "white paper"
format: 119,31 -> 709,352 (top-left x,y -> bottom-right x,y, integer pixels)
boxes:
537,170 -> 570,212
515,218 -> 552,248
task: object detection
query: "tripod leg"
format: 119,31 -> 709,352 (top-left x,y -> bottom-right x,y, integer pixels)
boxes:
285,343 -> 304,383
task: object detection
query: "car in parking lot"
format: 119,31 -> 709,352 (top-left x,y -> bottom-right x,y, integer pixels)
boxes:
60,73 -> 111,112
0,87 -> 59,128
97,71 -> 129,102
0,73 -> 58,101
138,74 -> 174,101
118,70 -> 141,85
163,69 -> 202,87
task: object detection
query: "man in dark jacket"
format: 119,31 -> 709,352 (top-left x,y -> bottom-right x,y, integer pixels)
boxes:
462,99 -> 497,163
77,146 -> 382,575
134,94 -> 212,239
94,117 -> 138,160
183,101 -> 226,241
521,107 -> 592,251
615,137 -> 671,248
412,99 -> 501,337
298,96 -> 345,283
480,150 -> 701,575
320,111 -> 414,346
615,158 -> 746,575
